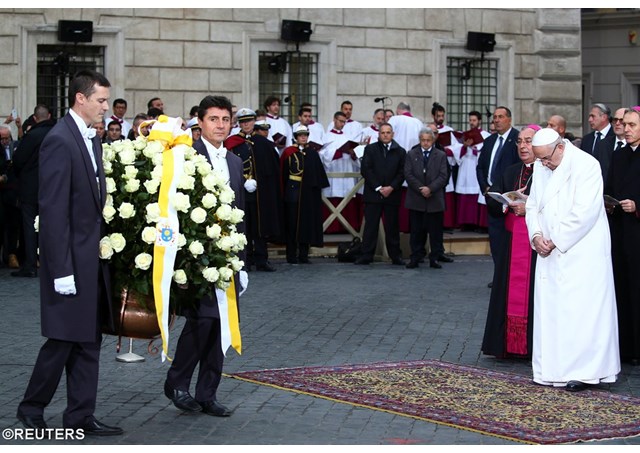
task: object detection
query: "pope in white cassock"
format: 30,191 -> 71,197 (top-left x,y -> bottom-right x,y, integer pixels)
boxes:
526,128 -> 620,392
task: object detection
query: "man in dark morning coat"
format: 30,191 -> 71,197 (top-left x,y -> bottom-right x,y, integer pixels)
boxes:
476,106 -> 520,282
404,128 -> 450,269
16,70 -> 121,436
164,95 -> 246,418
354,123 -> 406,265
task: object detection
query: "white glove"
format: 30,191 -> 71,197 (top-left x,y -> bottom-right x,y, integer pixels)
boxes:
54,275 -> 77,295
238,270 -> 249,296
244,179 -> 257,193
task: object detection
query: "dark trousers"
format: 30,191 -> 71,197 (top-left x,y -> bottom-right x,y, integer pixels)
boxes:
360,202 -> 402,261
17,338 -> 101,427
1,199 -> 21,262
284,201 -> 309,262
245,201 -> 268,266
409,209 -> 444,263
166,316 -> 224,403
487,214 -> 506,266
20,201 -> 38,272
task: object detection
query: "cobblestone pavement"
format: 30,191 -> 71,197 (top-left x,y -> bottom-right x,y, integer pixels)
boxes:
1,256 -> 639,446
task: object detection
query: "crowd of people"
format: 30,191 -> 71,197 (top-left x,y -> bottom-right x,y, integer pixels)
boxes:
4,71 -> 640,436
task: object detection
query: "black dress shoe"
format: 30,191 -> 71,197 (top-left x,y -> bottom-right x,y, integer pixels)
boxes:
391,258 -> 405,266
11,269 -> 37,278
256,262 -> 276,272
164,381 -> 202,412
437,255 -> 454,263
354,257 -> 372,265
487,281 -> 493,288
75,418 -> 123,436
298,257 -> 311,264
565,380 -> 589,392
286,258 -> 298,264
430,261 -> 442,269
17,413 -> 48,430
406,261 -> 419,269
199,400 -> 233,417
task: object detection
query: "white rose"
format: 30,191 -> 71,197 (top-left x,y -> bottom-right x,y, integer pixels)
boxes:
105,194 -> 113,207
109,233 -> 126,253
202,173 -> 216,191
172,192 -> 191,213
124,179 -> 140,193
202,193 -> 217,209
177,174 -> 195,191
145,203 -> 161,223
118,202 -> 135,219
184,146 -> 196,159
121,140 -> 135,152
213,172 -> 227,188
143,140 -> 164,157
111,142 -> 124,153
219,187 -> 234,204
218,267 -> 233,281
119,148 -> 136,165
34,215 -> 39,233
189,240 -> 204,257
206,224 -> 222,239
183,161 -> 196,176
229,207 -> 244,224
177,233 -> 187,249
103,205 -> 116,223
202,267 -> 219,283
215,204 -> 232,221
141,226 -> 157,244
196,161 -> 212,176
173,269 -> 187,285
134,253 -> 153,270
103,160 -> 113,175
99,236 -> 114,259
190,207 -> 207,224
143,179 -> 160,194
134,136 -> 148,151
105,177 -> 116,194
229,232 -> 247,251
216,236 -> 234,252
102,146 -> 115,162
230,257 -> 244,272
151,165 -> 163,181
123,165 -> 138,180
152,152 -> 164,167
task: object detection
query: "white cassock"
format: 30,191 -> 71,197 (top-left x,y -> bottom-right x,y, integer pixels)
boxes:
387,114 -> 423,152
319,130 -> 361,198
266,114 -> 293,148
525,141 -> 620,386
360,125 -> 379,145
327,119 -> 363,141
291,120 -> 325,145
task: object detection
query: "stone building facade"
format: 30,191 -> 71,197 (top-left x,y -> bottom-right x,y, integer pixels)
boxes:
0,8 -> 582,135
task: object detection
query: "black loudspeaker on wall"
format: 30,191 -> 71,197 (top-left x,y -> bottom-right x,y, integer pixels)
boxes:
281,20 -> 312,42
466,31 -> 496,53
58,20 -> 93,43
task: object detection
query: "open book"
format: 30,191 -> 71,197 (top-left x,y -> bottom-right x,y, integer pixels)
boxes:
487,190 -> 528,205
604,194 -> 620,207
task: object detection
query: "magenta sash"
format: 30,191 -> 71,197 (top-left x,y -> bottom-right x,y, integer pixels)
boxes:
504,212 -> 532,355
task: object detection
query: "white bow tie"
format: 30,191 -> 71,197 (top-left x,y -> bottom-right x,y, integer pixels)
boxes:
83,128 -> 96,140
214,148 -> 227,159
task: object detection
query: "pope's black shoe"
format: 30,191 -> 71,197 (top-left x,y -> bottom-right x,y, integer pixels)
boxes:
406,261 -> 419,269
199,400 -> 233,417
17,413 -> 48,430
565,380 -> 589,392
164,381 -> 202,412
74,418 -> 123,437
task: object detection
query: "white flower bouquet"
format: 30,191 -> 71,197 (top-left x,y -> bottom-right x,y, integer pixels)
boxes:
99,127 -> 246,310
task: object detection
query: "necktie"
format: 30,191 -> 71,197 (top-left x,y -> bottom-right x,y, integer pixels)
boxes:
423,149 -> 430,168
490,136 -> 504,182
592,131 -> 601,154
615,140 -> 623,151
384,143 -> 390,157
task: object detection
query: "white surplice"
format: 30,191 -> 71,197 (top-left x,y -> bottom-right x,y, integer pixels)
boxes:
319,130 -> 361,198
525,141 -> 620,386
387,113 -> 423,152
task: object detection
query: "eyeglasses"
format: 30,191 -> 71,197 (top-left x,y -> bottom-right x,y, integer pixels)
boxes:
613,118 -> 625,123
516,138 -> 533,145
537,143 -> 560,163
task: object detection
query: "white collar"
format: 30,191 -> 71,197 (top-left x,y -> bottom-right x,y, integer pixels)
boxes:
202,138 -> 227,157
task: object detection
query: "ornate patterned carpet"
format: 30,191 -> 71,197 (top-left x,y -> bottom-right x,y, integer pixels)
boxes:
230,360 -> 640,444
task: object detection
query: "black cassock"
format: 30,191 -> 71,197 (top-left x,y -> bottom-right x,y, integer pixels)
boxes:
605,144 -> 640,362
481,161 -> 536,359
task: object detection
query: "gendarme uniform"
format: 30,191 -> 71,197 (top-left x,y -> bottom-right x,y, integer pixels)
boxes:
280,126 -> 330,263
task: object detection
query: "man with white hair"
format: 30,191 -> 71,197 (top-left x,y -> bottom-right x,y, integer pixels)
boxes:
526,127 -> 620,392
387,102 -> 423,152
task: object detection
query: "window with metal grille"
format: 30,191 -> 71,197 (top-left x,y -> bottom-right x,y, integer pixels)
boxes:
37,45 -> 105,120
446,57 -> 498,131
259,51 -> 318,124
